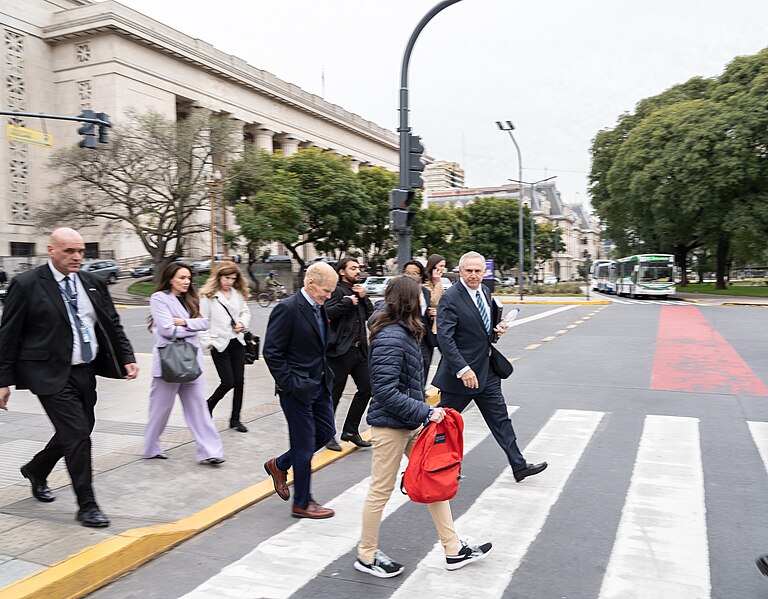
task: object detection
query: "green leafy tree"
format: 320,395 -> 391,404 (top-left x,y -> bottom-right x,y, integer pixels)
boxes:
42,109 -> 237,278
228,148 -> 373,270
411,203 -> 466,266
355,167 -> 399,273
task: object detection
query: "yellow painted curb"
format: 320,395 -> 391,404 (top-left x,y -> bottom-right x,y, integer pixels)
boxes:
0,442 -> 360,599
500,300 -> 611,305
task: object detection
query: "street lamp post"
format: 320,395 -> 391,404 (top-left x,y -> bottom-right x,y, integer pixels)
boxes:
496,120 -> 524,300
207,169 -> 222,263
394,0 -> 464,269
508,176 -> 557,294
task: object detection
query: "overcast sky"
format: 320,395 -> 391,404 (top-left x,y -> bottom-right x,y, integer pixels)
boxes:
111,0 -> 768,209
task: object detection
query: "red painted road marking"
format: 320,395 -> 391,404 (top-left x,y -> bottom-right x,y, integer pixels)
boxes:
652,306 -> 768,396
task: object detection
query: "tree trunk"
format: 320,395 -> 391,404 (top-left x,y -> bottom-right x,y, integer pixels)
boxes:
674,246 -> 688,287
715,235 -> 730,290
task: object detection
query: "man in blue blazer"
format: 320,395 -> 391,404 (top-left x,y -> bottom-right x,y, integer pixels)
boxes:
263,262 -> 338,518
433,251 -> 547,483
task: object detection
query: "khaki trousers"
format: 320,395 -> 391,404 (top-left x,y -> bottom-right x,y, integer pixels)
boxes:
358,425 -> 459,564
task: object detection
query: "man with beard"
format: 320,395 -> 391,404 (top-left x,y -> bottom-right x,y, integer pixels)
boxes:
324,258 -> 374,450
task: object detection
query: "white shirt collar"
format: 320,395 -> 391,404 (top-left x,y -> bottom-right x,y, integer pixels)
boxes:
301,288 -> 320,309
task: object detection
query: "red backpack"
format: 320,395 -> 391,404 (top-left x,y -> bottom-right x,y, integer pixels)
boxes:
401,408 -> 464,503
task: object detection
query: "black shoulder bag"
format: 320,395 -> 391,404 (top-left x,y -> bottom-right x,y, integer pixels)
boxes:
216,297 -> 260,364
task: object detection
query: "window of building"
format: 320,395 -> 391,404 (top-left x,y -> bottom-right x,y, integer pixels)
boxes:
10,242 -> 35,256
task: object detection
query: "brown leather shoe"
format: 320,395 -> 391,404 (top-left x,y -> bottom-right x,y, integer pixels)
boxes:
264,458 -> 290,501
291,501 -> 334,519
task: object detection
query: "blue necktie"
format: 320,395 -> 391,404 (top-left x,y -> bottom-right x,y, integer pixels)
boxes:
63,276 -> 93,363
313,305 -> 326,344
476,290 -> 490,334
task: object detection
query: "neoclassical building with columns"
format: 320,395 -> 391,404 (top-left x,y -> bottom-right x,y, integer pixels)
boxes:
0,0 -> 398,269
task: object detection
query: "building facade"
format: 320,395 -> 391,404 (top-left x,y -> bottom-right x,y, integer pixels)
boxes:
423,160 -> 464,199
0,0 -> 398,273
428,181 -> 603,281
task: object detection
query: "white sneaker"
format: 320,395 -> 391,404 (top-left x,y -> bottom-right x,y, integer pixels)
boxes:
354,550 -> 405,578
446,540 -> 493,570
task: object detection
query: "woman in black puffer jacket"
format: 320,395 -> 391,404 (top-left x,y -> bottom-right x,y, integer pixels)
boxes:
354,275 -> 492,579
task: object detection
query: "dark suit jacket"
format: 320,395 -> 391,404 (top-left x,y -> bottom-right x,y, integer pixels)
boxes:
0,264 -> 136,396
431,282 -> 501,395
324,281 -> 374,358
263,291 -> 333,404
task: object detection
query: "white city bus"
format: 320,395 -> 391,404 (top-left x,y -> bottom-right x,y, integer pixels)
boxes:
593,260 -> 616,293
590,259 -> 614,291
613,254 -> 676,298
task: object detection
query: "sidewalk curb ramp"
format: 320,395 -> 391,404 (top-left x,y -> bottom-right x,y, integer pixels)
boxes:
0,389 -> 442,599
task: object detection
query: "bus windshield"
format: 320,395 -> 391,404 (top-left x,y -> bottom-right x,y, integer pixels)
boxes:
639,262 -> 673,282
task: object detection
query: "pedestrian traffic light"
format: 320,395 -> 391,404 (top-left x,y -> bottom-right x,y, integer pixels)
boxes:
389,188 -> 416,211
391,209 -> 415,231
407,133 -> 425,189
95,112 -> 110,144
77,109 -> 96,149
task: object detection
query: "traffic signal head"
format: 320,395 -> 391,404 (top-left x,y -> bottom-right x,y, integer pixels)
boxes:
407,133 -> 425,189
391,209 -> 415,231
389,188 -> 416,211
77,109 -> 96,149
95,112 -> 111,144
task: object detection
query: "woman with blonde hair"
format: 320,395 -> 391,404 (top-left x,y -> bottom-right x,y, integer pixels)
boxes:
199,261 -> 252,432
145,262 -> 224,464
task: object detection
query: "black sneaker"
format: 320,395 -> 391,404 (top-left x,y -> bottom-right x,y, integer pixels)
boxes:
446,540 -> 493,570
354,550 -> 405,578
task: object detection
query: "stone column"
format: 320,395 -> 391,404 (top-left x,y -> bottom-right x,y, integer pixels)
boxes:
254,127 -> 275,153
348,158 -> 361,173
276,134 -> 301,156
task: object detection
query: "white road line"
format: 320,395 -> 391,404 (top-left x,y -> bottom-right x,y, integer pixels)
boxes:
599,415 -> 709,599
180,406 -> 517,599
506,305 -> 577,328
390,409 -> 604,598
748,421 -> 768,472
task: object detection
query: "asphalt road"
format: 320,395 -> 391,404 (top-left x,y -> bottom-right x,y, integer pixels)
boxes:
88,302 -> 768,599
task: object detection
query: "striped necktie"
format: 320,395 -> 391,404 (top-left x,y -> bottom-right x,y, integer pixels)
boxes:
476,290 -> 490,334
63,276 -> 93,362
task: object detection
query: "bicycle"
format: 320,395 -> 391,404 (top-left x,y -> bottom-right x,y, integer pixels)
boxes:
257,284 -> 288,308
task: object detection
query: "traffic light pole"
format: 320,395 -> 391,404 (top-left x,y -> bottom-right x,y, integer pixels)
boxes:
0,110 -> 111,148
394,0 -> 463,270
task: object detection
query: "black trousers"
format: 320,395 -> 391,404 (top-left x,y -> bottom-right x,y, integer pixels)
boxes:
207,338 -> 246,423
438,368 -> 528,472
328,345 -> 371,435
29,364 -> 98,510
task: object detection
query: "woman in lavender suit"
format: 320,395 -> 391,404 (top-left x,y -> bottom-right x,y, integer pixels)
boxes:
144,263 -> 225,465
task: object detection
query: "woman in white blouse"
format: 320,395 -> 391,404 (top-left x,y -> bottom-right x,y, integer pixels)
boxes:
199,262 -> 252,432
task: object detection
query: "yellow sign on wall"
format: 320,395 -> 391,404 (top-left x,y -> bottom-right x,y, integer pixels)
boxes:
6,124 -> 54,148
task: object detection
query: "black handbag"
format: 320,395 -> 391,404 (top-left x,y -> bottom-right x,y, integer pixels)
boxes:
158,330 -> 202,383
216,298 -> 259,364
243,330 -> 260,364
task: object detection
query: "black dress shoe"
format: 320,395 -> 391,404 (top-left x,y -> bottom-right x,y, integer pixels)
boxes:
20,466 -> 55,503
325,438 -> 342,452
230,421 -> 248,433
513,462 -> 548,482
76,506 -> 110,528
340,431 -> 372,448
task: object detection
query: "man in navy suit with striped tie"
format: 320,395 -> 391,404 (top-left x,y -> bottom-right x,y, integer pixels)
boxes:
263,262 -> 338,518
433,251 -> 547,483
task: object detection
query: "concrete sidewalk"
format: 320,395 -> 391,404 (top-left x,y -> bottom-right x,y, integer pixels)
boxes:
0,354 -> 365,598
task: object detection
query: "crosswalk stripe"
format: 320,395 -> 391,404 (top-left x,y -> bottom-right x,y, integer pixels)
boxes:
598,415 -> 709,599
747,421 -> 768,471
180,406 -> 518,599
389,409 -> 604,598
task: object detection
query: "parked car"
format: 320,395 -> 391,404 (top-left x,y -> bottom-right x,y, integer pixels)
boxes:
191,257 -> 212,273
307,256 -> 338,268
130,260 -> 155,278
441,277 -> 453,290
80,259 -> 120,284
363,276 -> 392,296
501,276 -> 516,287
264,255 -> 291,263
543,276 -> 559,285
